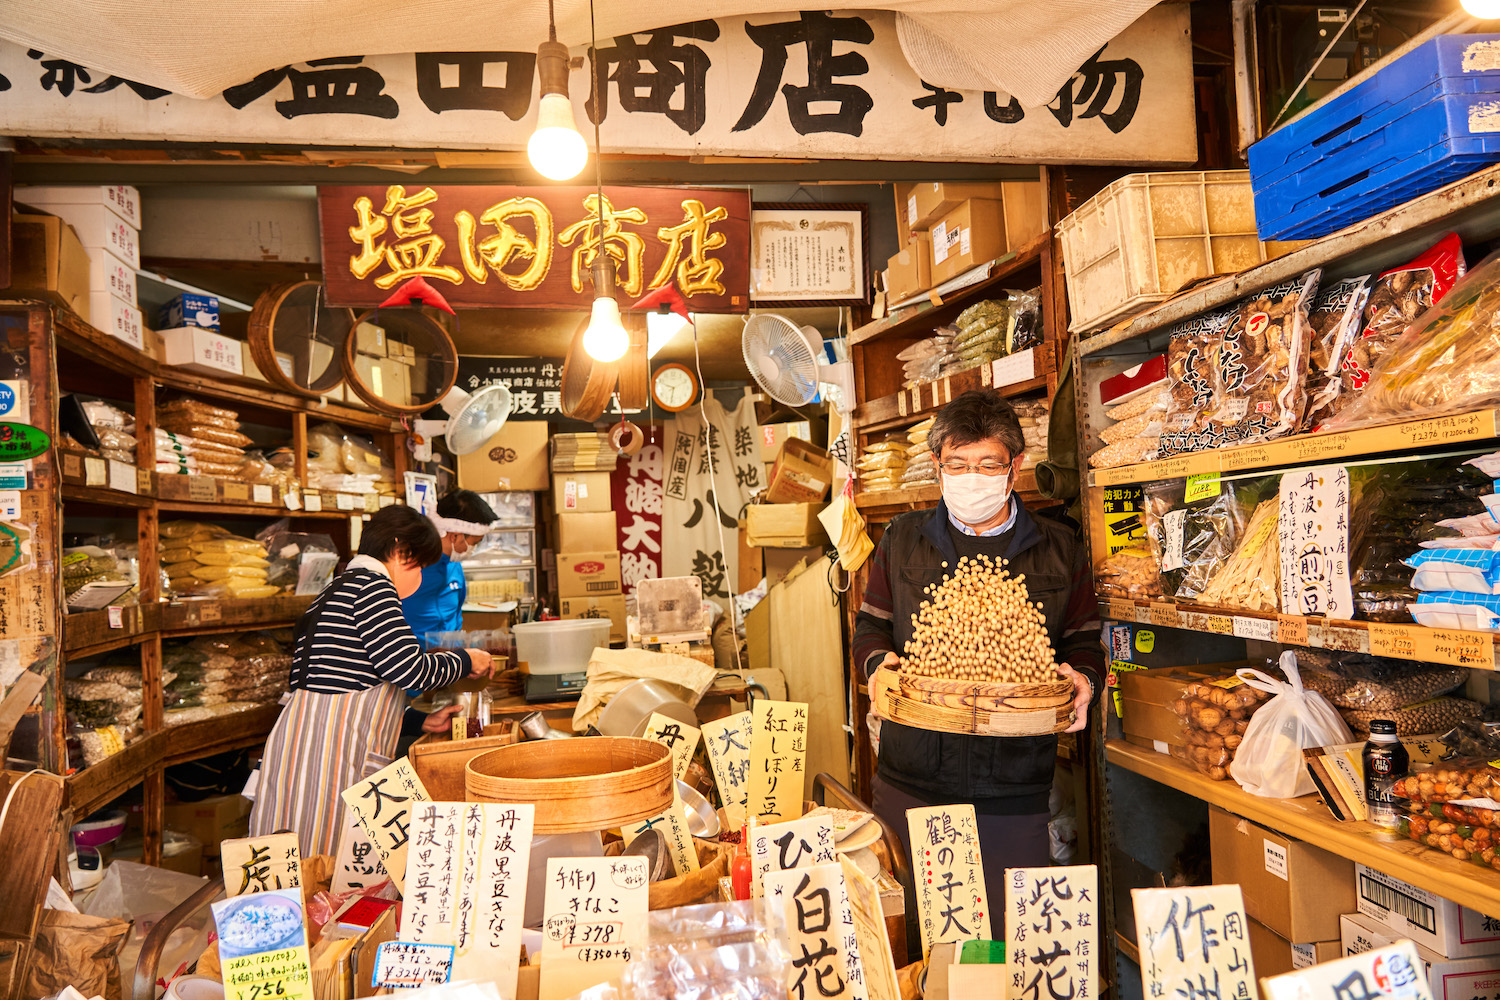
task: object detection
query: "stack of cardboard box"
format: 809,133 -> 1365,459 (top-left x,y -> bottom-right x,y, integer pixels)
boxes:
746,437 -> 834,551
884,177 -> 1049,305
552,468 -> 626,642
14,184 -> 144,350
344,319 -> 416,405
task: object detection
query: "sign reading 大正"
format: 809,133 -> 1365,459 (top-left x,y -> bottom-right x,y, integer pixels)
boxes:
340,758 -> 432,895
318,185 -> 751,312
0,9 -> 1193,164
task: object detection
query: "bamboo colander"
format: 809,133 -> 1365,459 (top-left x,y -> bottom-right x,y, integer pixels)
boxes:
465,737 -> 674,834
872,671 -> 1075,737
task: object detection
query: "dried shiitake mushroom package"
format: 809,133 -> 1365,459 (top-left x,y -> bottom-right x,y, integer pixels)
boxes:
1159,306 -> 1237,457
1302,275 -> 1372,431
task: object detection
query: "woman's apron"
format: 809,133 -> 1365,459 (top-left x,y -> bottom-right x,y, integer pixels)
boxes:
248,580 -> 409,857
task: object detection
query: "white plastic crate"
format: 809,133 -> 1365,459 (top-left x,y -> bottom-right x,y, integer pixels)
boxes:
1057,170 -> 1270,334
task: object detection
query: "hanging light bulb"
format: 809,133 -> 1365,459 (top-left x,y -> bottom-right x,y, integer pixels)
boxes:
583,257 -> 629,362
1464,0 -> 1500,17
527,2 -> 587,181
646,305 -> 693,357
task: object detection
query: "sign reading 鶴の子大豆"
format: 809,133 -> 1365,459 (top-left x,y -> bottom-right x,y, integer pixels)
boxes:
905,804 -> 992,959
0,9 -> 1193,164
318,185 -> 750,312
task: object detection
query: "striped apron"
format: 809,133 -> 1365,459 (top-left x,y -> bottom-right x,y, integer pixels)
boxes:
248,580 -> 408,857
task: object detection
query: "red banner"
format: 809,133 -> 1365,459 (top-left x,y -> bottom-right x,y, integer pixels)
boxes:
610,438 -> 665,596
318,184 -> 750,312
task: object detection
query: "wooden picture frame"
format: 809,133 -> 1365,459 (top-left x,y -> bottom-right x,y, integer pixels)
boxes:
750,202 -> 870,307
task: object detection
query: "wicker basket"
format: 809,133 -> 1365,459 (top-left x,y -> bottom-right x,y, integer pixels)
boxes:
466,737 -> 674,834
874,671 -> 1074,736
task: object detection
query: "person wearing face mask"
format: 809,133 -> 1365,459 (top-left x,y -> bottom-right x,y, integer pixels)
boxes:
249,505 -> 493,855
851,389 -> 1102,924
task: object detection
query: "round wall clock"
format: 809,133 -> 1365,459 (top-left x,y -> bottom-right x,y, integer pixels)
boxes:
651,363 -> 700,412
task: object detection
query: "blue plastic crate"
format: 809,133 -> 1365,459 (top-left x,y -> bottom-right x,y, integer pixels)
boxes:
1250,33 -> 1500,240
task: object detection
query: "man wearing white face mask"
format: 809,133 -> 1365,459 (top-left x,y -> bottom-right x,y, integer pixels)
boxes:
852,389 -> 1102,929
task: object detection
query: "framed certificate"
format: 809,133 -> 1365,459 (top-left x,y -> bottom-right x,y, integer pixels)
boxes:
749,203 -> 869,306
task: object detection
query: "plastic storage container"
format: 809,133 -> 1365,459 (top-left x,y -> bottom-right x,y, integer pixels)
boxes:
464,528 -> 536,567
464,566 -> 537,604
513,619 -> 611,675
479,491 -> 537,528
1057,170 -> 1269,334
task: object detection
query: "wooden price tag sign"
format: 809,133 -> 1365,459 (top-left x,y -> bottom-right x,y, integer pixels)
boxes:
751,813 -> 835,895
764,863 -> 870,1000
1007,865 -> 1097,1000
620,793 -> 699,877
1277,616 -> 1309,646
187,475 -> 216,502
221,832 -> 301,898
341,758 -> 432,895
1370,623 -> 1495,670
1261,942 -> 1431,1000
701,711 -> 751,829
540,857 -> 648,1000
1105,599 -> 1135,622
906,804 -> 991,959
1202,614 -> 1234,636
841,856 -> 901,1000
642,711 -> 701,781
223,482 -> 250,502
303,490 -> 322,512
1232,617 -> 1277,642
1134,885 -> 1255,1000
747,700 -> 809,824
1278,467 -> 1353,619
211,889 -> 313,1000
1148,603 -> 1181,629
252,484 -> 273,504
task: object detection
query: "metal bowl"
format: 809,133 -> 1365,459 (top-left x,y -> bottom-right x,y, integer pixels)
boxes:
676,779 -> 721,839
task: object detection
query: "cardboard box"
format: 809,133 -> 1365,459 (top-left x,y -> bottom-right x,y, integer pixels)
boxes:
747,502 -> 828,549
555,512 -> 618,553
32,202 -> 139,269
160,292 -> 220,332
1248,918 -> 1340,979
745,597 -> 771,673
1100,356 -> 1168,406
367,356 -> 411,405
894,182 -> 915,244
457,422 -> 550,492
1118,666 -> 1240,748
759,421 -> 811,464
1355,863 -> 1500,958
766,438 -> 834,504
559,595 -> 627,643
886,233 -> 933,302
1001,180 -> 1049,249
90,251 -> 136,303
557,551 -> 623,598
7,214 -> 91,320
88,293 -> 144,351
162,794 -> 252,857
1342,911 -> 1500,1000
906,181 -> 1004,231
764,546 -> 823,587
553,472 -> 613,513
1209,806 -> 1355,942
354,319 -> 387,357
18,184 -> 141,228
1119,697 -> 1185,751
930,198 -> 1007,285
160,327 -> 244,376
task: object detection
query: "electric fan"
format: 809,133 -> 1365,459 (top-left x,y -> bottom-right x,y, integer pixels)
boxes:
437,384 -> 515,455
741,313 -> 854,411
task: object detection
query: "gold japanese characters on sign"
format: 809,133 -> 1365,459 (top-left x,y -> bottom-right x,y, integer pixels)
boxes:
320,185 -> 750,311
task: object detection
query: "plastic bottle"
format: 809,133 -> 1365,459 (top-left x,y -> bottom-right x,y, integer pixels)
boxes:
731,824 -> 753,900
1364,719 -> 1409,831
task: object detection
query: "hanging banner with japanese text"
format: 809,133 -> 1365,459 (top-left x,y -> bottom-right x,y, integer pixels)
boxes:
319,184 -> 750,312
0,8 -> 1193,164
611,438 -> 665,595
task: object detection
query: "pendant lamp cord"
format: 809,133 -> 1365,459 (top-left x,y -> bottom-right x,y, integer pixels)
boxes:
548,0 -> 557,42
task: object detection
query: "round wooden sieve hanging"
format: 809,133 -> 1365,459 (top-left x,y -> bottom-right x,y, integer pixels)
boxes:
246,281 -> 354,398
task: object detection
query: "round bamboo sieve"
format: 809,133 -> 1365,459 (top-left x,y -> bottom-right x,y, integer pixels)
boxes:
465,737 -> 674,834
872,670 -> 1075,736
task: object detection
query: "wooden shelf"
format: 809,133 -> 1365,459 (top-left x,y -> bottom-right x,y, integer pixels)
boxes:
60,483 -> 153,509
850,234 -> 1047,346
855,365 -> 1052,437
1076,162 -> 1500,354
1106,739 -> 1500,919
67,730 -> 166,818
65,606 -> 156,655
161,704 -> 281,767
1088,408 -> 1500,488
158,595 -> 314,634
853,470 -> 1041,512
156,499 -> 344,520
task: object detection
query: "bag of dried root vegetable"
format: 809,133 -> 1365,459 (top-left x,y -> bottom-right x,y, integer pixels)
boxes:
1229,651 -> 1353,798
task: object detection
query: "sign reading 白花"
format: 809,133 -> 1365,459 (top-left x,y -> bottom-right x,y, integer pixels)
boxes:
0,8 -> 1193,164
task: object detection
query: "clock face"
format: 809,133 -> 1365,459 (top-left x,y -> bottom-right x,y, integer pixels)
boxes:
653,366 -> 697,410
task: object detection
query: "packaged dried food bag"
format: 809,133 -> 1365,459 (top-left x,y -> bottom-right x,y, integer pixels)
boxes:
1158,307 -> 1235,456
1007,288 -> 1043,354
1302,275 -> 1372,430
1202,270 -> 1321,447
1406,548 -> 1500,595
1327,247 -> 1500,431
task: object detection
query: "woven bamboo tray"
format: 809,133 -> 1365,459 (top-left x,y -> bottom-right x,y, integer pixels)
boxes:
873,670 -> 1074,736
466,736 -> 673,834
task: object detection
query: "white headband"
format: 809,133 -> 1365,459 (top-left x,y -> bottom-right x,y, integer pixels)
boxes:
430,514 -> 493,536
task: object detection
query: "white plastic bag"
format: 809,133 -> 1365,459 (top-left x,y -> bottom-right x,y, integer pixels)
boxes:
1229,651 -> 1354,798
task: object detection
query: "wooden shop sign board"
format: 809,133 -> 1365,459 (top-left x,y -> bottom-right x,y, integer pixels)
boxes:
1133,884 -> 1255,1000
747,699 -> 809,823
1005,865 -> 1097,1000
221,832 -> 301,898
907,804 -> 992,959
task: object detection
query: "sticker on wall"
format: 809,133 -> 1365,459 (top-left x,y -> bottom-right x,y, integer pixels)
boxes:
0,381 -> 28,423
0,424 -> 50,462
1135,629 -> 1155,654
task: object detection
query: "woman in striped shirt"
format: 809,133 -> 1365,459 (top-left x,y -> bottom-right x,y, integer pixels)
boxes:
249,505 -> 492,855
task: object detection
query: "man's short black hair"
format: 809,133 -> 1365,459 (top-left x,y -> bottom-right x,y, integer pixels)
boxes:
436,488 -> 497,526
929,389 -> 1026,461
358,505 -> 444,567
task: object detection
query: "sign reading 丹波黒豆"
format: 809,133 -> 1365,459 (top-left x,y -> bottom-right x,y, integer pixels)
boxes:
764,862 -> 869,1000
340,758 -> 431,895
332,811 -> 388,894
1278,465 -> 1353,619
701,711 -> 752,827
319,185 -> 750,312
399,803 -> 535,1000
1005,865 -> 1098,1000
212,889 -> 313,1000
747,699 -> 809,823
540,857 -> 649,1000
1260,942 -> 1432,1000
372,941 -> 454,989
751,813 -> 835,895
0,10 -> 1193,164
906,804 -> 991,959
1133,884 -> 1256,1000
643,711 -> 701,780
221,832 -> 301,898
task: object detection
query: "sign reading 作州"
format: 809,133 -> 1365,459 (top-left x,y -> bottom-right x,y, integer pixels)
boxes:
318,185 -> 750,312
0,8 -> 1193,164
